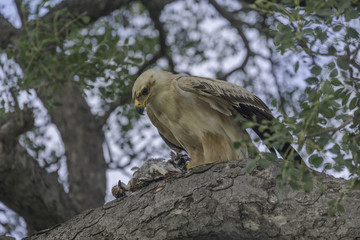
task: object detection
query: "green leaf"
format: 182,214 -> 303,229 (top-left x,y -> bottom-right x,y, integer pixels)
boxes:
81,16 -> 90,24
328,200 -> 335,206
328,61 -> 336,69
337,59 -> 349,70
345,9 -> 360,21
328,46 -> 336,55
294,61 -> 299,73
311,65 -> 322,75
346,27 -> 359,39
332,25 -> 342,32
304,180 -> 314,192
233,141 -> 241,149
264,152 -> 278,162
320,106 -> 335,118
330,144 -> 341,155
309,155 -> 323,168
259,158 -> 270,168
242,121 -> 256,129
322,81 -> 333,94
306,144 -> 314,155
331,78 -> 342,86
317,8 -> 333,17
329,69 -> 338,78
245,160 -> 257,173
342,93 -> 351,106
289,180 -> 300,190
338,0 -> 351,11
306,77 -> 319,85
349,97 -> 357,110
337,203 -> 345,213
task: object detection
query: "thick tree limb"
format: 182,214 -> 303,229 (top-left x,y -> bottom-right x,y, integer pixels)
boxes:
0,0 -> 132,49
37,84 -> 107,212
26,160 -> 360,239
44,0 -> 131,23
0,109 -> 78,232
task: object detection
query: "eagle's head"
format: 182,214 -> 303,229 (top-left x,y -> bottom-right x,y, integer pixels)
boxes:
132,69 -> 171,115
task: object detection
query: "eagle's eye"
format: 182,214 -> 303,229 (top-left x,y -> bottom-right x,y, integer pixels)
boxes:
141,88 -> 149,96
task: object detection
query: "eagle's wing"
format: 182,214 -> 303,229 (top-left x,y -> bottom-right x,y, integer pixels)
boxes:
176,75 -> 302,163
175,75 -> 273,122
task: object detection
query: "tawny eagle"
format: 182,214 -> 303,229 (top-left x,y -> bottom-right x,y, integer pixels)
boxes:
132,69 -> 302,167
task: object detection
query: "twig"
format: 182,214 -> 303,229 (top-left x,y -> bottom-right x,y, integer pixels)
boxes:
209,0 -> 251,53
220,50 -> 253,80
305,118 -> 353,139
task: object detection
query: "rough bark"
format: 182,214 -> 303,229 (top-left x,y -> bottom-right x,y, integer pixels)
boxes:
0,109 -> 78,232
26,160 -> 360,240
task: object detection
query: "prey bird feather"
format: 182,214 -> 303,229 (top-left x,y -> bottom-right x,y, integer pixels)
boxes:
132,69 -> 302,167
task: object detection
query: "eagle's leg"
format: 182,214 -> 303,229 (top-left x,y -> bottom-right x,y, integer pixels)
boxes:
187,148 -> 206,167
202,132 -> 235,164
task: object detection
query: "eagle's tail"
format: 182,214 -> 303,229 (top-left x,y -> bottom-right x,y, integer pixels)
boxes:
252,126 -> 303,164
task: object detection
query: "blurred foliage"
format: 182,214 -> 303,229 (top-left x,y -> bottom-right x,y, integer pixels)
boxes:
241,0 -> 360,212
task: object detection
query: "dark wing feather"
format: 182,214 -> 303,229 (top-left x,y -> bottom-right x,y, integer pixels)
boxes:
159,133 -> 185,152
176,75 -> 302,164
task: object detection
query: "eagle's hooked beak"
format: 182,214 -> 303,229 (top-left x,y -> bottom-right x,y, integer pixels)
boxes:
135,106 -> 145,115
134,99 -> 145,115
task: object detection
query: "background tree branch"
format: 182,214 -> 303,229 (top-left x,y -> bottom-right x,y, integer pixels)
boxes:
36,84 -> 107,212
0,109 -> 78,233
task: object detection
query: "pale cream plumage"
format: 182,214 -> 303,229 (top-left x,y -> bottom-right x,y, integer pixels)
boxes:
132,69 -> 302,166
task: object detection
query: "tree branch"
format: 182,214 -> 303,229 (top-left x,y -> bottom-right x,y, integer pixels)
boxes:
37,84 -> 107,212
25,159 -> 360,239
305,118 -> 354,139
0,0 -> 133,49
209,0 -> 251,54
143,1 -> 176,72
14,0 -> 27,27
219,50 -> 253,80
0,109 -> 78,233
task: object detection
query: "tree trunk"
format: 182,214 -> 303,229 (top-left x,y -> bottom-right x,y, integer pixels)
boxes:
25,160 -> 360,240
37,84 -> 107,212
0,109 -> 77,233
